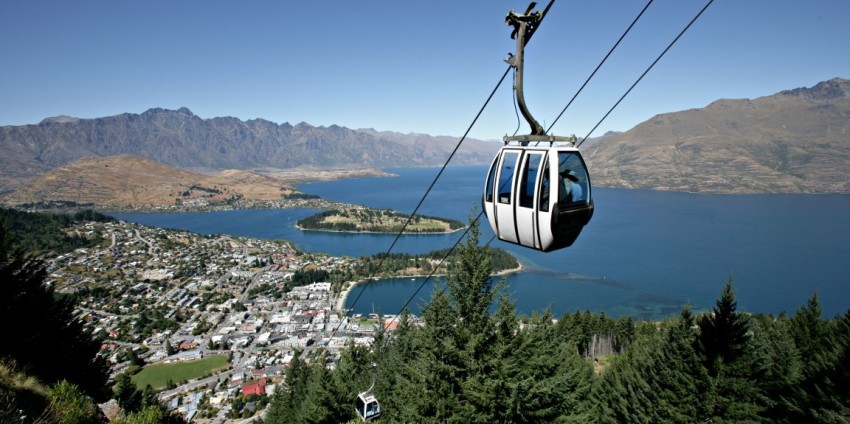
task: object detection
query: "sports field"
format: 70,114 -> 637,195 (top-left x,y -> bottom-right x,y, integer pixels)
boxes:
131,354 -> 229,389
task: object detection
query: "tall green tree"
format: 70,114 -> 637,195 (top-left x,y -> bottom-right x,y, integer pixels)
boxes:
781,295 -> 850,422
696,278 -> 763,422
115,372 -> 143,413
749,313 -> 802,422
652,307 -> 706,422
0,232 -> 110,401
790,292 -> 830,376
697,278 -> 750,374
266,351 -> 312,422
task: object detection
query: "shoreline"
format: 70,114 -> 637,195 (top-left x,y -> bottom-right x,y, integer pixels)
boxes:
295,222 -> 466,235
333,263 -> 524,313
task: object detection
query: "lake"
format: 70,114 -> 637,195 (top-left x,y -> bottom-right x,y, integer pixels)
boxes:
112,166 -> 850,320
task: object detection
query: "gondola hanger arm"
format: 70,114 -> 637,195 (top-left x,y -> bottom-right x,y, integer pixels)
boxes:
504,0 -> 572,146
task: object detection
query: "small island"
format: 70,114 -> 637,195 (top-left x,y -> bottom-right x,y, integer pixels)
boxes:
297,207 -> 465,234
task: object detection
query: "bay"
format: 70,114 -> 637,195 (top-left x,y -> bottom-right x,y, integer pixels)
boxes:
112,166 -> 850,320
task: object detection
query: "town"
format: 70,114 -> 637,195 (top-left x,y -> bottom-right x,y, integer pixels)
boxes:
47,219 -> 407,422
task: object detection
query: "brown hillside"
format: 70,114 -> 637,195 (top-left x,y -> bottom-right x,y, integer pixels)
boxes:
583,78 -> 850,193
0,155 -> 295,208
0,108 -> 498,192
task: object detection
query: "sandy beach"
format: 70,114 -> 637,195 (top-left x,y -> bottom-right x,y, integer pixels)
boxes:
333,262 -> 524,313
335,281 -> 356,311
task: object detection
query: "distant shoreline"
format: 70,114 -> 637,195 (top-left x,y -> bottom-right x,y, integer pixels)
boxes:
295,222 -> 466,235
334,263 -> 524,313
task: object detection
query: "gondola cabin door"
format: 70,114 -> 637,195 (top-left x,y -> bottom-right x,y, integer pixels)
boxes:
485,147 -> 549,249
484,146 -> 593,252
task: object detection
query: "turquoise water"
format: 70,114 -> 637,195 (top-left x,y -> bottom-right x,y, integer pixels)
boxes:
112,166 -> 850,319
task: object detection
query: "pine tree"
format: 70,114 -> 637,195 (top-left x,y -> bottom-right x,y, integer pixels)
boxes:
696,278 -> 763,422
789,292 -> 830,376
266,351 -> 312,422
653,307 -> 705,422
373,309 -> 427,422
419,288 -> 464,421
782,296 -> 850,422
114,372 -> 142,413
446,214 -> 499,332
831,310 -> 850,418
697,278 -> 750,373
165,340 -> 176,356
0,238 -> 109,401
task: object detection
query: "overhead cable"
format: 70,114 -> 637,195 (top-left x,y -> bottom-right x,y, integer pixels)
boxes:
547,0 -> 655,134
327,66 -> 511,343
577,0 -> 715,147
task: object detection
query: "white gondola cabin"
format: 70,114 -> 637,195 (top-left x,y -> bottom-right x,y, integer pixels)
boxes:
483,2 -> 594,252
483,143 -> 593,252
355,392 -> 381,421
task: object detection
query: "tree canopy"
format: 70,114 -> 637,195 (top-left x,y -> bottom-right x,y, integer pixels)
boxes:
266,220 -> 850,423
0,229 -> 110,401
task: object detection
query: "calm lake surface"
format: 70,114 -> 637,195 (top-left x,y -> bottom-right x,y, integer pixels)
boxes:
112,166 -> 850,320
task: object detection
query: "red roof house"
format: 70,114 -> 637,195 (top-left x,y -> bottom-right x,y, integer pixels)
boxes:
242,379 -> 267,397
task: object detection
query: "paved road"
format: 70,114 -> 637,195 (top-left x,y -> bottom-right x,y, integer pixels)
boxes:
135,229 -> 154,250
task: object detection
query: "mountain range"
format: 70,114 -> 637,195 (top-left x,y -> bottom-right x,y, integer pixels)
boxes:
583,77 -> 850,193
1,78 -> 848,203
0,108 -> 497,193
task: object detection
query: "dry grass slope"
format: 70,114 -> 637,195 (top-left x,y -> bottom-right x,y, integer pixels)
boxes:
583,78 -> 850,194
0,155 -> 296,208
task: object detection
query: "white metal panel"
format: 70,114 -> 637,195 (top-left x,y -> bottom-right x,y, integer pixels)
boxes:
514,152 -> 543,249
483,153 -> 499,238
494,150 -> 520,243
537,151 -> 557,250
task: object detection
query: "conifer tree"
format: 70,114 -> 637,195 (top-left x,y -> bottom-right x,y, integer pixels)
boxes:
781,295 -> 850,421
373,309 -> 427,422
696,278 -> 763,421
115,372 -> 143,413
0,237 -> 109,401
831,310 -> 850,417
654,307 -> 706,421
697,278 -> 750,373
419,288 -> 464,420
266,351 -> 312,422
790,292 -> 830,376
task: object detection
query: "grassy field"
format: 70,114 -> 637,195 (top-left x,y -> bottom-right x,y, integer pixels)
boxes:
131,354 -> 229,389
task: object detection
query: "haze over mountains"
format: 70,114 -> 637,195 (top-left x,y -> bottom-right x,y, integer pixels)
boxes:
1,78 -> 848,205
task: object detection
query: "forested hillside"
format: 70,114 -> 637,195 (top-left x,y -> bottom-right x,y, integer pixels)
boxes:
0,207 -> 114,254
267,223 -> 850,423
0,211 -> 186,423
297,208 -> 465,234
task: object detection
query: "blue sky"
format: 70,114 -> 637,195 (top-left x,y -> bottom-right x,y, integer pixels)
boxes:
1,0 -> 848,140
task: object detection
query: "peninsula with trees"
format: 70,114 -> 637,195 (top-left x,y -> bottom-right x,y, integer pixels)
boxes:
296,207 -> 465,234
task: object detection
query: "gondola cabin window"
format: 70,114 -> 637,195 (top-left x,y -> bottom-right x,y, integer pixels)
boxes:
519,152 -> 543,208
497,152 -> 518,204
485,157 -> 497,203
557,151 -> 590,206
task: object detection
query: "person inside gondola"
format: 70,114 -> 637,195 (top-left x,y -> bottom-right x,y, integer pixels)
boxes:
540,167 -> 551,212
562,169 -> 583,202
558,169 -> 577,203
366,402 -> 380,418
